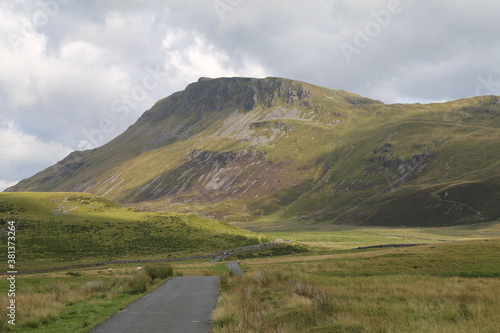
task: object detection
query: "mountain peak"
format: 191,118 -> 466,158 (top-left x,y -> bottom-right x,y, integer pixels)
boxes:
7,77 -> 500,227
141,77 -> 318,122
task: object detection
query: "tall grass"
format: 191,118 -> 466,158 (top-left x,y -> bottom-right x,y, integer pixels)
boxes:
126,264 -> 175,294
143,264 -> 174,280
212,270 -> 500,333
212,270 -> 336,332
0,265 -> 177,332
126,273 -> 152,294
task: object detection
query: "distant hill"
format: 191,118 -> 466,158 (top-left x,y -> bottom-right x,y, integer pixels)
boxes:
6,77 -> 500,226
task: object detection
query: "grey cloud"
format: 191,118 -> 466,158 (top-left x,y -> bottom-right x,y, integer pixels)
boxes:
1,0 -> 499,189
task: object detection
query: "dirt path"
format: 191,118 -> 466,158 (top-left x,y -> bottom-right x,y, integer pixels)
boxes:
90,276 -> 220,333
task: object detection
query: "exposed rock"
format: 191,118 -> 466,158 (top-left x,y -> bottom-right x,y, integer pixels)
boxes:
7,77 -> 500,227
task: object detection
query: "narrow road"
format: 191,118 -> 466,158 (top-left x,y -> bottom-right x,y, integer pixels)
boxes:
90,276 -> 219,333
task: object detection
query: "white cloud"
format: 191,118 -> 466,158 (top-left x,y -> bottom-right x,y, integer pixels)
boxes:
162,28 -> 187,49
59,41 -> 104,65
166,35 -> 268,80
0,122 -> 72,190
0,180 -> 18,192
0,0 -> 499,188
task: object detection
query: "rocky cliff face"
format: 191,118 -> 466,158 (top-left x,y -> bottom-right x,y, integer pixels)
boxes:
7,77 -> 500,226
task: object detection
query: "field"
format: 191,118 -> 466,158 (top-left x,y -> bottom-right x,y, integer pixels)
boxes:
212,222 -> 500,333
2,232 -> 499,332
235,220 -> 500,250
1,191 -> 499,332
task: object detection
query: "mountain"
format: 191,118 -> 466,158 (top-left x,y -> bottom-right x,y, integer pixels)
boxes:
7,77 -> 500,226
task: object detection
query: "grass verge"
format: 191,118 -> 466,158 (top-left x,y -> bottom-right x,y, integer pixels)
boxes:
0,264 -> 175,332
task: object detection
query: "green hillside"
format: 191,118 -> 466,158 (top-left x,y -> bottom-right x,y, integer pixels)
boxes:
0,192 -> 261,270
6,77 -> 500,226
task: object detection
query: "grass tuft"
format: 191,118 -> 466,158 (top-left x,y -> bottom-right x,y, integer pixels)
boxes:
143,264 -> 174,280
126,272 -> 152,294
80,280 -> 115,294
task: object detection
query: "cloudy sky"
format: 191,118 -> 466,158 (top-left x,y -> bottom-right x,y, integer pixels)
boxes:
1,0 -> 499,191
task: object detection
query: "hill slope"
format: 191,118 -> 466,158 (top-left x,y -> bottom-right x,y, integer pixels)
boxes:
6,77 -> 500,226
0,192 -> 260,269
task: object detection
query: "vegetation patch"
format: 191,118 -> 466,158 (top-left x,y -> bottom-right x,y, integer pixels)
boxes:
0,265 -> 176,332
213,238 -> 500,332
233,244 -> 309,259
0,192 -> 261,270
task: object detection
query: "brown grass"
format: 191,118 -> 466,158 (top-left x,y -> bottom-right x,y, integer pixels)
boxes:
212,271 -> 500,333
0,265 -> 176,331
212,239 -> 500,332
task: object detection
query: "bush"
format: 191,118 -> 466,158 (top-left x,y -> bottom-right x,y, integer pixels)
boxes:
144,264 -> 174,280
126,273 -> 152,294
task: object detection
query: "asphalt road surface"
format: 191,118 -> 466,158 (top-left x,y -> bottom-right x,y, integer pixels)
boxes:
90,276 -> 220,333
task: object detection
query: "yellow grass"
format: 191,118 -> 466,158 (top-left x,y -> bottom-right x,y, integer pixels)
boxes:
212,238 -> 500,333
212,271 -> 500,333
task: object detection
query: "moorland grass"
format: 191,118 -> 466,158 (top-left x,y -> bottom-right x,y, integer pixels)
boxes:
237,221 -> 500,251
212,238 -> 500,333
0,264 -> 175,332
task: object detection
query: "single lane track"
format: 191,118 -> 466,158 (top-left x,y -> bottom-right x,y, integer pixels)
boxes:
90,276 -> 219,333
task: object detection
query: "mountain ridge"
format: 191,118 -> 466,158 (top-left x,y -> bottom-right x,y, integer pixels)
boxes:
7,77 -> 500,226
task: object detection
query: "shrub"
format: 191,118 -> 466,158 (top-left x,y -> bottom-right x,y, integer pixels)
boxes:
126,273 -> 152,294
144,264 -> 174,280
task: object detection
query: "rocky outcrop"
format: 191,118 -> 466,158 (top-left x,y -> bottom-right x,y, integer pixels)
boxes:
6,77 -> 500,227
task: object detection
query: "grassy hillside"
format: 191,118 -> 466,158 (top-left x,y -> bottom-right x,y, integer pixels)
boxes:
6,77 -> 500,226
0,192 -> 261,270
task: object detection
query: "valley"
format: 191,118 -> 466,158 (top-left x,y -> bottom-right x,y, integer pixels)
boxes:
1,77 -> 500,332
1,213 -> 498,331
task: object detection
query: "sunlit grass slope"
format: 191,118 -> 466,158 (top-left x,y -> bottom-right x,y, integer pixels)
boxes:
0,192 -> 261,270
